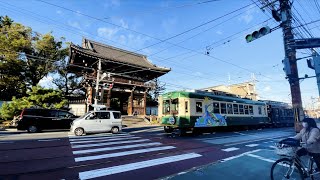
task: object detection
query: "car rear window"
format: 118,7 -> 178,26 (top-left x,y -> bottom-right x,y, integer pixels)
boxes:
113,112 -> 121,119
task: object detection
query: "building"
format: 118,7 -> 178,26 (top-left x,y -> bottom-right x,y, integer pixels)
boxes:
67,38 -> 170,116
199,82 -> 258,100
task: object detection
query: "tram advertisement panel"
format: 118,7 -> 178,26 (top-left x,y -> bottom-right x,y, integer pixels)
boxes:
195,97 -> 227,127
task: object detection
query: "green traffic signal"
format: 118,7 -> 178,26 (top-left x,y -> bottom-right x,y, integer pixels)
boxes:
245,26 -> 271,43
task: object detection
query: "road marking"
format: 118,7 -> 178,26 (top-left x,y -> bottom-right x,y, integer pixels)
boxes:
220,149 -> 261,162
70,137 -> 140,144
78,153 -> 202,180
246,153 -> 276,163
222,147 -> 239,152
245,144 -> 259,147
69,135 -> 133,142
75,146 -> 176,162
224,135 -> 291,147
0,141 -> 14,143
38,139 -> 61,142
73,142 -> 162,155
130,128 -> 164,134
68,133 -> 128,139
72,139 -> 150,149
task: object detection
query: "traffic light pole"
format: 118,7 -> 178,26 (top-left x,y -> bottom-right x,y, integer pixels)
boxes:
280,0 -> 304,132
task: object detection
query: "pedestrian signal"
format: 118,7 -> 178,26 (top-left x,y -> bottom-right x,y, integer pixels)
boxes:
245,26 -> 271,43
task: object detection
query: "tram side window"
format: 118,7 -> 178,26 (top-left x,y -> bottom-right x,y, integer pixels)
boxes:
163,100 -> 170,114
196,102 -> 203,113
258,106 -> 262,115
220,103 -> 226,114
249,105 -> 253,115
239,105 -> 244,114
244,105 -> 249,115
213,102 -> 220,113
185,101 -> 188,113
227,103 -> 233,114
233,104 -> 239,114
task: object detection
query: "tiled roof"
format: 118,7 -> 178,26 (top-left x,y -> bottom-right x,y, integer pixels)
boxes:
75,38 -> 170,72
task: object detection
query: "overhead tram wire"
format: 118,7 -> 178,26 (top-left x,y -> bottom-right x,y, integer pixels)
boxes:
0,2 -> 252,83
35,0 -> 274,77
23,1 -> 274,80
102,0 -> 221,19
3,2 -> 274,82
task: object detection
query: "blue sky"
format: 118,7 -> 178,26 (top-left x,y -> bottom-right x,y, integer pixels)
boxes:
1,0 -> 320,109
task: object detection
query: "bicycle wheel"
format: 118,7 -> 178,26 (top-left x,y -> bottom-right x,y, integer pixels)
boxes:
270,158 -> 304,180
310,158 -> 320,180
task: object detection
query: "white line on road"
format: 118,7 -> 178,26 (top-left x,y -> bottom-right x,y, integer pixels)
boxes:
70,137 -> 140,144
78,153 -> 202,180
73,142 -> 162,155
224,135 -> 291,147
68,133 -> 128,139
220,149 -> 261,162
245,144 -> 259,147
71,139 -> 150,149
38,139 -> 61,142
75,146 -> 176,162
221,147 -> 239,152
246,153 -> 276,163
69,134 -> 133,142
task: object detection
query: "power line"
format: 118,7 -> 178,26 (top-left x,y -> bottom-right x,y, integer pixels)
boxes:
1,1 -> 269,81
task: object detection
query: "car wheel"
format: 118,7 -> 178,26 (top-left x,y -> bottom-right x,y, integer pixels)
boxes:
74,128 -> 84,136
27,125 -> 38,133
111,127 -> 119,134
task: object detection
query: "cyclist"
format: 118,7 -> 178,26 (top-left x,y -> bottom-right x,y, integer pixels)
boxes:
293,118 -> 320,171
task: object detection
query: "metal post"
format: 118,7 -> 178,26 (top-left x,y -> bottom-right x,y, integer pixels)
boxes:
280,0 -> 304,132
94,59 -> 101,110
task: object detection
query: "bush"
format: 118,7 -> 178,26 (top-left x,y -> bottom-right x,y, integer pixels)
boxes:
0,86 -> 67,120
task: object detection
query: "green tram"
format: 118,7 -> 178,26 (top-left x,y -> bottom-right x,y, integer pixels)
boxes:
158,90 -> 269,135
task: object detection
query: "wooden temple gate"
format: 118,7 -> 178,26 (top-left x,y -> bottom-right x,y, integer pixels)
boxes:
68,38 -> 170,115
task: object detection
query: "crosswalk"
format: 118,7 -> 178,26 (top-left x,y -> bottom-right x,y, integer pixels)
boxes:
68,133 -> 202,180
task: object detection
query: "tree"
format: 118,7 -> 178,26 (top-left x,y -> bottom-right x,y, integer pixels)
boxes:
0,16 -> 68,100
52,59 -> 83,96
148,78 -> 166,102
0,86 -> 68,119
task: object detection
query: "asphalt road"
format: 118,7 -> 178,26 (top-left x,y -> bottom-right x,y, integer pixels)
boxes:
0,126 -> 295,180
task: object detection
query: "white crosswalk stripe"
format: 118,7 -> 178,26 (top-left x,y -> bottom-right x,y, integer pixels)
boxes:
69,133 -> 202,179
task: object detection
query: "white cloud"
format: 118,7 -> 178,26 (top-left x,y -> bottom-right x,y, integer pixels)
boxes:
97,27 -> 119,39
97,19 -> 150,49
216,30 -> 223,35
68,21 -> 81,29
193,72 -> 203,76
104,0 -> 121,8
238,5 -> 257,24
263,85 -> 272,92
161,18 -> 177,34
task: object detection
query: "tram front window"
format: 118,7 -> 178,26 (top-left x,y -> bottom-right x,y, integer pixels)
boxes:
171,98 -> 179,113
163,100 -> 170,114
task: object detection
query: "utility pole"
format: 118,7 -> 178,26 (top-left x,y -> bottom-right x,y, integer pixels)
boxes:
279,0 -> 304,132
94,59 -> 101,110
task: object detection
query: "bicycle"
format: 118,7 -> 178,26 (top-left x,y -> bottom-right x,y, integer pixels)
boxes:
270,138 -> 320,180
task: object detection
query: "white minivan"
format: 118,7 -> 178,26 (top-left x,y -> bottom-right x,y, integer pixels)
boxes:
70,110 -> 122,136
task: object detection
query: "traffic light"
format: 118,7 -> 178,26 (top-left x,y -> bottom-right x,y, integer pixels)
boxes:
245,26 -> 271,43
282,57 -> 291,76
